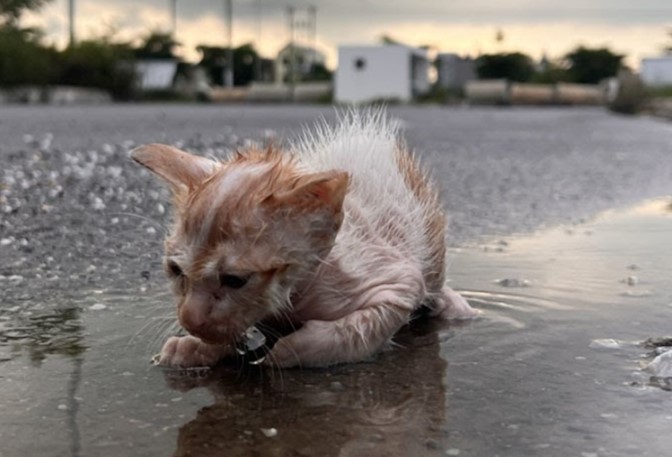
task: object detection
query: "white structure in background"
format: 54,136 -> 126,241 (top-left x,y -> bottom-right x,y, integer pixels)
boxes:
436,53 -> 475,90
641,56 -> 672,86
135,60 -> 179,90
335,45 -> 430,104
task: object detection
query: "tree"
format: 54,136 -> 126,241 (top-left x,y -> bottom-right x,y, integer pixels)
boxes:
0,0 -> 51,25
0,25 -> 58,86
475,52 -> 535,82
197,43 -> 259,86
564,47 -> 623,84
60,38 -> 135,99
134,31 -> 180,60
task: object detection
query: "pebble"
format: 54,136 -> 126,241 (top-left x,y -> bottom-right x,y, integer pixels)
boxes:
622,276 -> 638,286
0,238 -> 13,246
495,278 -> 530,287
260,428 -> 278,438
91,197 -> 106,211
589,339 -> 621,350
645,351 -> 672,378
89,303 -> 107,311
146,227 -> 157,235
445,450 -> 460,456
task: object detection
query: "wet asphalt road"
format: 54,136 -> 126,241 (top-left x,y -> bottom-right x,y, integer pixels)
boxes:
2,104 -> 672,247
1,104 -> 672,306
1,105 -> 672,457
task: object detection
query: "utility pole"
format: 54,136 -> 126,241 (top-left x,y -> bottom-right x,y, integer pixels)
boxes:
307,5 -> 316,68
254,0 -> 262,82
287,6 -> 296,101
68,0 -> 75,47
224,0 -> 234,88
171,0 -> 177,36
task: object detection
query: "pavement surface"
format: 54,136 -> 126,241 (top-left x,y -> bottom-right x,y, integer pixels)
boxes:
1,105 -> 672,457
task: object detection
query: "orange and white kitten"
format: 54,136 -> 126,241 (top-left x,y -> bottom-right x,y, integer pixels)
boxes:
132,112 -> 477,368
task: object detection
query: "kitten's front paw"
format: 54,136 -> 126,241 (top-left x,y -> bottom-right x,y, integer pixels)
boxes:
437,287 -> 481,320
156,335 -> 231,368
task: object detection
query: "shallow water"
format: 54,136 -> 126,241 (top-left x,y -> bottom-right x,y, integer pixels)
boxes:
2,198 -> 671,457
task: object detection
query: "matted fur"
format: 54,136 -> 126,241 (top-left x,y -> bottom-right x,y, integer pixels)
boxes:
132,110 -> 476,369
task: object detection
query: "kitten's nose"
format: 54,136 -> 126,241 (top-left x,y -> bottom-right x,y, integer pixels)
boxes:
179,292 -> 213,336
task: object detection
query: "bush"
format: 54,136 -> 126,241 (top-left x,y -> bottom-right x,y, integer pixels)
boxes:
59,39 -> 136,100
565,47 -> 623,84
475,53 -> 535,83
0,25 -> 58,86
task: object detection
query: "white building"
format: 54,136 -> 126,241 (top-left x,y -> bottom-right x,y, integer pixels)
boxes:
135,59 -> 179,90
641,56 -> 672,87
335,45 -> 430,104
436,53 -> 476,90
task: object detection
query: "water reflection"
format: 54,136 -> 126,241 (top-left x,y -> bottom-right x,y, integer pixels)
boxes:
0,305 -> 86,364
165,320 -> 456,457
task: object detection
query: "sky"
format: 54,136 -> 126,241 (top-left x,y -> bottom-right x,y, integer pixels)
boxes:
21,0 -> 672,69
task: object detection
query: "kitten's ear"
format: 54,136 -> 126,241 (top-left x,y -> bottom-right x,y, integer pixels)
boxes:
271,170 -> 349,214
131,144 -> 217,192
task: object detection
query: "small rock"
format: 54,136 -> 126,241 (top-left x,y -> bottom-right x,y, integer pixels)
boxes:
146,227 -> 157,235
329,381 -> 345,392
260,428 -> 277,438
0,238 -> 13,246
91,197 -> 106,211
89,303 -> 107,311
445,450 -> 461,456
589,339 -> 621,350
621,276 -> 638,286
140,271 -> 151,280
495,278 -> 530,288
646,351 -> 672,378
643,336 -> 672,348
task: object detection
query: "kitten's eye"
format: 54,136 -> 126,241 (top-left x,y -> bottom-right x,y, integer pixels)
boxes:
167,261 -> 183,278
220,274 -> 248,289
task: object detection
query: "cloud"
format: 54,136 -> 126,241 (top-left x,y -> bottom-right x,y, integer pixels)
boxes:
21,0 -> 672,68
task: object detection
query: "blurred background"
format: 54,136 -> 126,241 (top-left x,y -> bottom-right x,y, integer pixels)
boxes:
0,0 -> 671,113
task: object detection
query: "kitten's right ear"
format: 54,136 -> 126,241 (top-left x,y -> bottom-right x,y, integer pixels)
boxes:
131,144 -> 218,192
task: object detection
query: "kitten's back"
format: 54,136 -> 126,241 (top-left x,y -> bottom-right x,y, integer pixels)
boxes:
294,112 -> 447,293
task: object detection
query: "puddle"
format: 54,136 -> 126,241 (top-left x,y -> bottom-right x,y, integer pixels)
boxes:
1,198 -> 672,457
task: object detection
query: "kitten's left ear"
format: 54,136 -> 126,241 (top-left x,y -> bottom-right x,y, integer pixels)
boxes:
131,144 -> 218,192
271,170 -> 349,214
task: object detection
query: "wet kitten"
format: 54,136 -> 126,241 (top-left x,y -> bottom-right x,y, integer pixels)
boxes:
132,112 -> 477,368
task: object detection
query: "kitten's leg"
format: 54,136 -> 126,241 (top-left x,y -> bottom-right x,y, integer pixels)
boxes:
157,335 -> 234,368
432,286 -> 480,320
265,302 -> 411,368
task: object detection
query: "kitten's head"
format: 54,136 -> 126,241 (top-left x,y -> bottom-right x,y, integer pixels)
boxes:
132,144 -> 348,345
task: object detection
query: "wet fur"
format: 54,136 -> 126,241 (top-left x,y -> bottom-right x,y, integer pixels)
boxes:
132,111 -> 476,368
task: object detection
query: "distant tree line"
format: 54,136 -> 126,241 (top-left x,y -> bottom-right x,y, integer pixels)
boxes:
475,47 -> 624,85
0,0 -> 332,99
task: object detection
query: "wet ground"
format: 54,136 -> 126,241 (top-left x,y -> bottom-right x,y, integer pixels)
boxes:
1,106 -> 672,457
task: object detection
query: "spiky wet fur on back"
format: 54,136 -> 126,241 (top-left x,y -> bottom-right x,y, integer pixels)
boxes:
294,111 -> 447,302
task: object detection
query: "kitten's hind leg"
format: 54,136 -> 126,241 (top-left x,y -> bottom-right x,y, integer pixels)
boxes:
157,335 -> 234,368
432,286 -> 480,320
265,302 -> 412,368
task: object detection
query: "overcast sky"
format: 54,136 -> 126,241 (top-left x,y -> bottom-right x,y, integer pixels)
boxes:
23,0 -> 672,67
